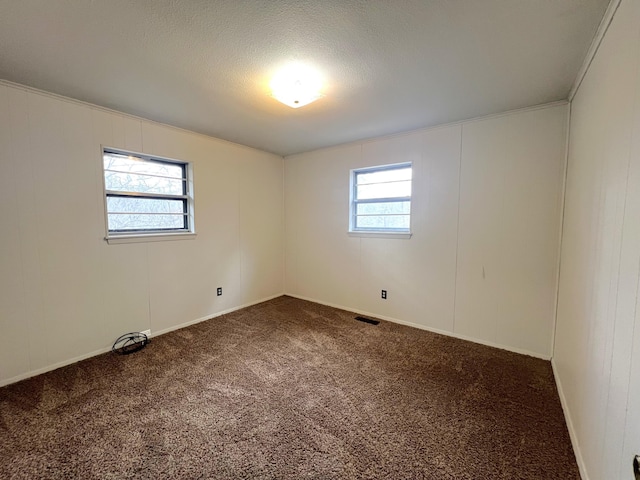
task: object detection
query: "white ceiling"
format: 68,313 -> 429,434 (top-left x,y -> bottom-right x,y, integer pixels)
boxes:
0,0 -> 609,156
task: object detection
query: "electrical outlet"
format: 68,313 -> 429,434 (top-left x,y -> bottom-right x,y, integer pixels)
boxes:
140,329 -> 151,338
381,290 -> 387,299
217,287 -> 222,296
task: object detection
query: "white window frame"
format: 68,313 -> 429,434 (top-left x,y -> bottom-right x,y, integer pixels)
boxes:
349,162 -> 413,238
101,147 -> 196,244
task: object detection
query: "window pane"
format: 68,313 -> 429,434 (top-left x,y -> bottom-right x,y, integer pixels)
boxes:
356,215 -> 386,229
356,201 -> 410,216
108,213 -> 186,231
356,167 -> 411,185
356,215 -> 410,230
351,163 -> 412,233
103,153 -> 184,179
105,171 -> 185,195
107,197 -> 184,214
356,180 -> 411,200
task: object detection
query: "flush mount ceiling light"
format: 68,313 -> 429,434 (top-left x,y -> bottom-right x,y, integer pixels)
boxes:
270,63 -> 324,108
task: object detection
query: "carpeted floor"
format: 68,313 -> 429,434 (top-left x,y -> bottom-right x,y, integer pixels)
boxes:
0,296 -> 579,479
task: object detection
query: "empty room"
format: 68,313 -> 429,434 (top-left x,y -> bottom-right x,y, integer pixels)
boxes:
1,0 -> 639,479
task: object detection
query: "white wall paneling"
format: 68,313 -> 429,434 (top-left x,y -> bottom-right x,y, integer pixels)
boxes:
4,4 -> 640,473
0,85 -> 31,380
0,83 -> 284,386
553,0 -> 640,478
285,104 -> 568,359
456,108 -> 567,356
285,143 -> 364,309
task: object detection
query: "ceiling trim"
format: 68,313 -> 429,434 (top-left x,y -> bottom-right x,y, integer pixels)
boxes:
0,79 -> 272,156
568,0 -> 622,101
285,100 -> 569,159
3,78 -> 569,160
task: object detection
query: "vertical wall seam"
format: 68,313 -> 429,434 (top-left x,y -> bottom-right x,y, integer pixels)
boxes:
579,101 -> 609,473
452,125 -> 463,334
358,143 -> 364,309
145,243 -> 151,331
25,91 -> 50,370
93,109 -> 110,342
140,124 -> 152,331
7,88 -> 32,375
282,156 -> 286,294
495,125 -> 509,345
598,138 -> 633,477
237,158 -> 243,304
551,104 -> 572,359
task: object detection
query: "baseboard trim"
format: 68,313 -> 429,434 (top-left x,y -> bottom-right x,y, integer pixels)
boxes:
285,293 -> 551,360
149,293 -> 283,338
0,346 -> 113,388
551,358 -> 589,480
0,293 -> 284,388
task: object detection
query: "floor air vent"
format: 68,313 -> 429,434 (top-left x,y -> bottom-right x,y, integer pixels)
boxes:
355,316 -> 380,325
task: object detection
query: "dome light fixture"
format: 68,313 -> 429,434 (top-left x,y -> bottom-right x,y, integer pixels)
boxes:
270,63 -> 323,108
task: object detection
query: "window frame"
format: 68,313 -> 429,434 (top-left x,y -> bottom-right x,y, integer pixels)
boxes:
101,147 -> 196,244
349,162 -> 413,237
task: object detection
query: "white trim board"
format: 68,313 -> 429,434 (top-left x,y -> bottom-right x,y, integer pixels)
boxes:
568,0 -> 622,101
550,103 -> 572,358
0,79 -> 273,156
0,293 -> 283,388
285,293 -> 551,360
1,79 -> 568,161
149,293 -> 282,338
551,358 -> 590,480
285,100 -> 568,159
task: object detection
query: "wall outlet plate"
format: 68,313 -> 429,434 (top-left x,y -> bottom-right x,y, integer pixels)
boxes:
217,287 -> 222,296
381,290 -> 387,299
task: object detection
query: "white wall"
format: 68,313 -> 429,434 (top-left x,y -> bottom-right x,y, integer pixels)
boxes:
285,103 -> 567,359
553,0 -> 640,478
0,82 -> 284,386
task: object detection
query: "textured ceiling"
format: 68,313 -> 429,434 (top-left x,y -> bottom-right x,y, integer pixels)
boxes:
0,0 -> 609,156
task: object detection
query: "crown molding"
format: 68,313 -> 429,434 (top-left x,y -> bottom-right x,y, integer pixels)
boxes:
568,0 -> 622,101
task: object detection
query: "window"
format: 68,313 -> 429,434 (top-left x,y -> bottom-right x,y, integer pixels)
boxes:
102,148 -> 193,240
350,162 -> 412,233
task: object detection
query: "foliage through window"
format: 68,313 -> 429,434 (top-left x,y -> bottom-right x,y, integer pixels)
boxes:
102,149 -> 191,235
350,163 -> 412,233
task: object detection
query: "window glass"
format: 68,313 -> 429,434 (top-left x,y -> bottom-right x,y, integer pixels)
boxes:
350,163 -> 412,233
102,149 -> 192,236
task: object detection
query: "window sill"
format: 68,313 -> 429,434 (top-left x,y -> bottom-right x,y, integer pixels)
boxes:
348,231 -> 412,239
105,232 -> 197,245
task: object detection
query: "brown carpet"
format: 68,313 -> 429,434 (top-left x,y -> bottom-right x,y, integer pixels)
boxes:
0,296 -> 579,479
